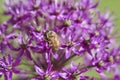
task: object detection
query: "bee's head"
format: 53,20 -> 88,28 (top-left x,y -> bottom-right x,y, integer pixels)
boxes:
44,30 -> 57,40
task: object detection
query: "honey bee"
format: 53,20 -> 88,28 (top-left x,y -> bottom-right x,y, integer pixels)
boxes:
44,30 -> 60,51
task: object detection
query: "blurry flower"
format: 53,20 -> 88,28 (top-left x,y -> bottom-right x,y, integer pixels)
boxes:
33,63 -> 59,80
0,0 -> 120,80
0,54 -> 20,80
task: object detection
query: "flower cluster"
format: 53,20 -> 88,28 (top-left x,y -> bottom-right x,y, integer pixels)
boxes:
0,0 -> 120,80
0,54 -> 20,80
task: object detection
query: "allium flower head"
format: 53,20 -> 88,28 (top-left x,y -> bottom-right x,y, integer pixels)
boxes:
0,0 -> 120,80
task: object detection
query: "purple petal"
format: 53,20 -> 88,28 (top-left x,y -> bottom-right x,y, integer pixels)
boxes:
4,72 -> 12,80
7,54 -> 12,65
12,58 -> 21,67
59,72 -> 67,79
25,49 -> 32,60
70,61 -> 77,71
65,49 -> 71,59
7,43 -> 20,51
90,1 -> 99,8
45,52 -> 50,63
18,34 -> 23,45
16,50 -> 24,60
12,68 -> 20,73
34,65 -> 44,76
51,51 -> 58,59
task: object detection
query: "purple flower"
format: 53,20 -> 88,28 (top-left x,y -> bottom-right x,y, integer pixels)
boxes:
8,34 -> 33,60
61,29 -> 83,58
0,54 -> 20,80
0,0 -> 120,80
59,62 -> 87,80
33,63 -> 59,80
